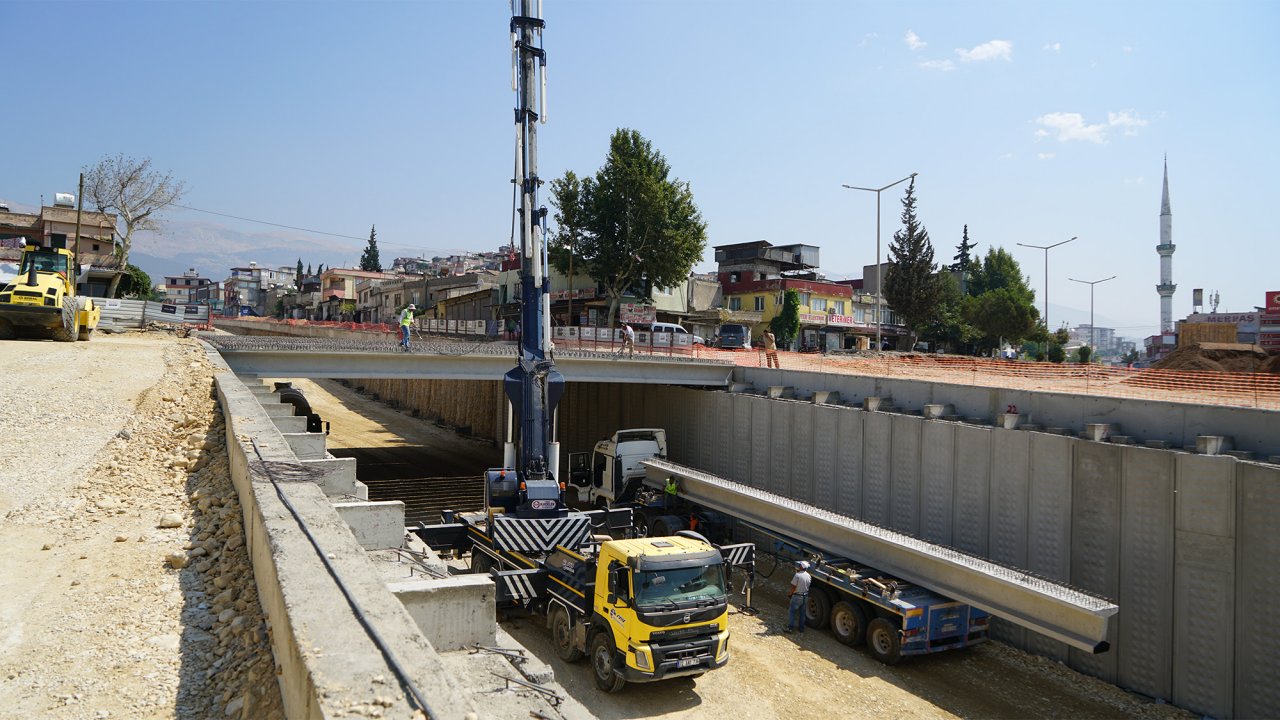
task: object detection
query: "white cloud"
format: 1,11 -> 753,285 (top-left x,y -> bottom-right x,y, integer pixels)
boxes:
957,39 -> 1012,62
1034,109 -> 1151,143
1123,45 -> 1134,53
1037,153 -> 1055,160
1035,112 -> 1108,143
919,59 -> 955,71
1042,42 -> 1062,52
858,32 -> 878,47
1000,153 -> 1014,160
1108,109 -> 1148,135
1123,177 -> 1146,185
905,30 -> 927,51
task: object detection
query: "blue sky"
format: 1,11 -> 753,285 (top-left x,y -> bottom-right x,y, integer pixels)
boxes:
4,0 -> 1277,338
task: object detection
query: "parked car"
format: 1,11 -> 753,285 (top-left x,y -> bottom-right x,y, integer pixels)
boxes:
715,323 -> 751,349
648,321 -> 704,345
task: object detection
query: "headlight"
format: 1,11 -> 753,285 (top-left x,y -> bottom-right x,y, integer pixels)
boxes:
634,648 -> 652,670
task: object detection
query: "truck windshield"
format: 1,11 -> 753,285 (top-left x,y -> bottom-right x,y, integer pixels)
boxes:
634,564 -> 727,607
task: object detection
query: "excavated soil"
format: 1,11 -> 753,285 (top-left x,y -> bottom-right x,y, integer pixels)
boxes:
1152,342 -> 1276,373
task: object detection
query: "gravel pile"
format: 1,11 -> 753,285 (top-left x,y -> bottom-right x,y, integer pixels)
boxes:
0,334 -> 283,719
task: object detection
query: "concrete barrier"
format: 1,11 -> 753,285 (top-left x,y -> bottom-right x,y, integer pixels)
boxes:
391,574 -> 497,651
333,501 -> 407,550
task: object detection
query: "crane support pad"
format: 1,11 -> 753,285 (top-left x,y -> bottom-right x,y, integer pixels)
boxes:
492,515 -> 591,554
643,459 -> 1118,653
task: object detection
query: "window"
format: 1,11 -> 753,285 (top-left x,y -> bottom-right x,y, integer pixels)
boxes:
798,293 -> 811,308
812,298 -> 827,312
754,296 -> 765,311
833,300 -> 845,315
729,272 -> 740,283
728,297 -> 742,311
855,308 -> 865,323
92,244 -> 100,251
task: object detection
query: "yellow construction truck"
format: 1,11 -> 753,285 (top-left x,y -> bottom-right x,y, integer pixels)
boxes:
0,242 -> 99,342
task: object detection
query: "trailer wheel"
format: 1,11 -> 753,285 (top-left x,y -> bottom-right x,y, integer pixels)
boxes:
471,552 -> 493,575
805,587 -> 831,629
866,617 -> 903,665
589,632 -> 626,693
550,606 -> 584,662
830,600 -> 867,646
651,515 -> 684,538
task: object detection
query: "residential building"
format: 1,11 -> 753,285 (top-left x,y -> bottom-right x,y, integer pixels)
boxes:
162,268 -> 213,305
1069,325 -> 1118,354
0,201 -> 123,296
716,241 -> 898,351
315,268 -> 400,321
223,262 -> 296,316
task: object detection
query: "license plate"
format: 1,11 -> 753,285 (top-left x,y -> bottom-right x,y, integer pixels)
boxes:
677,657 -> 701,668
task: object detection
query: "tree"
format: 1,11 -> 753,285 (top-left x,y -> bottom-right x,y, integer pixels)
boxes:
770,289 -> 801,349
317,263 -> 325,276
115,263 -> 153,300
920,272 -> 977,352
296,258 -> 303,282
549,128 -> 707,325
968,247 -> 1035,304
1123,348 -> 1140,366
360,225 -> 382,272
83,154 -> 185,272
965,287 -> 1039,352
306,263 -> 313,276
1077,345 -> 1093,364
952,224 -> 977,273
1054,327 -> 1070,345
882,179 -> 942,345
1047,343 -> 1066,363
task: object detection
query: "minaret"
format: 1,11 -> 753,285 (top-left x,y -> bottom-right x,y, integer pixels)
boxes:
1156,157 -> 1176,332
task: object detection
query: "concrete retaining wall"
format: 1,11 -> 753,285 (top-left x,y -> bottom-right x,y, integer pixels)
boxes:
205,348 -> 479,718
658,386 -> 1279,720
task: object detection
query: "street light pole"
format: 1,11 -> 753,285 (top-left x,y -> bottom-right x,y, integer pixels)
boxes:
1016,236 -> 1077,339
841,172 -> 917,351
1069,275 -> 1117,353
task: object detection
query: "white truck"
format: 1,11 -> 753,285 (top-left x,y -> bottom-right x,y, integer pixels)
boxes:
567,429 -> 668,507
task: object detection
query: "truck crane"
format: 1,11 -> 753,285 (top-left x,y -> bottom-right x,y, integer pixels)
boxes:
411,2 -> 751,692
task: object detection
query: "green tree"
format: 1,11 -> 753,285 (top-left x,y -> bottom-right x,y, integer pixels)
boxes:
296,258 -> 303,282
115,263 -> 153,299
770,289 -> 801,348
1054,327 -> 1070,345
306,263 -> 313,276
962,247 -> 1041,352
1123,348 -> 1140,366
882,179 -> 942,345
1077,345 -> 1093,364
1047,343 -> 1066,363
360,225 -> 382,272
317,263 -> 325,276
549,128 -> 707,325
951,224 -> 977,273
920,272 -> 977,352
968,247 -> 1035,303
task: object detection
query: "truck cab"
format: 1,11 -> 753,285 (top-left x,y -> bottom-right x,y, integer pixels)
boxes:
544,534 -> 731,691
569,428 -> 667,506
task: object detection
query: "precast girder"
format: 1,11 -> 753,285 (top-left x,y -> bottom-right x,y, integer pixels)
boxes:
642,458 -> 1118,653
201,336 -> 733,386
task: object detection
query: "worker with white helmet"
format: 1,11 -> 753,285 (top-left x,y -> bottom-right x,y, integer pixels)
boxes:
784,560 -> 813,633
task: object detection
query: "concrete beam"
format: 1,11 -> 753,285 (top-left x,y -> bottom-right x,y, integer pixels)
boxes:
644,458 -> 1119,654
391,575 -> 497,652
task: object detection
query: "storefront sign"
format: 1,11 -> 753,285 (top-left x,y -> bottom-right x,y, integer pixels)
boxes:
619,303 -> 656,324
1186,312 -> 1260,332
1267,290 -> 1280,314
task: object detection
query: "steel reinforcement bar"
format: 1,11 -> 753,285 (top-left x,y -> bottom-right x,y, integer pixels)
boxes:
642,458 -> 1118,653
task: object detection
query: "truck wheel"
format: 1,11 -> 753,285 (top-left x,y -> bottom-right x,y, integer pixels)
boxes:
589,632 -> 626,692
632,510 -> 649,538
550,606 -> 584,662
830,601 -> 867,646
866,617 -> 903,665
471,552 -> 493,575
805,587 -> 831,629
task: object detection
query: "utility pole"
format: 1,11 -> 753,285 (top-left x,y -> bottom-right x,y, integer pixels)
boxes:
1069,275 -> 1116,354
73,173 -> 84,293
841,172 -> 917,351
1017,236 -> 1076,339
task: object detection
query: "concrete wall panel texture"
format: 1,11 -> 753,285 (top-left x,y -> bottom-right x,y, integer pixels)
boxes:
951,424 -> 992,557
988,429 -> 1031,649
1118,446 -> 1175,702
919,421 -> 956,546
835,408 -> 864,519
1069,442 -> 1122,683
788,401 -> 816,503
862,412 -> 893,528
1234,463 -> 1280,719
889,415 -> 923,536
811,406 -> 841,511
1173,455 -> 1235,718
1026,433 -> 1074,663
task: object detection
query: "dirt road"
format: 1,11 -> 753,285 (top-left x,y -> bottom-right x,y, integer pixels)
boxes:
0,332 -> 282,719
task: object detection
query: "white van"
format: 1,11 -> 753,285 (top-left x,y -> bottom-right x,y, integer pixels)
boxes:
647,322 -> 705,346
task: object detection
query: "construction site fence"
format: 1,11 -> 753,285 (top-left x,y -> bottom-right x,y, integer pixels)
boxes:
99,298 -> 211,329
